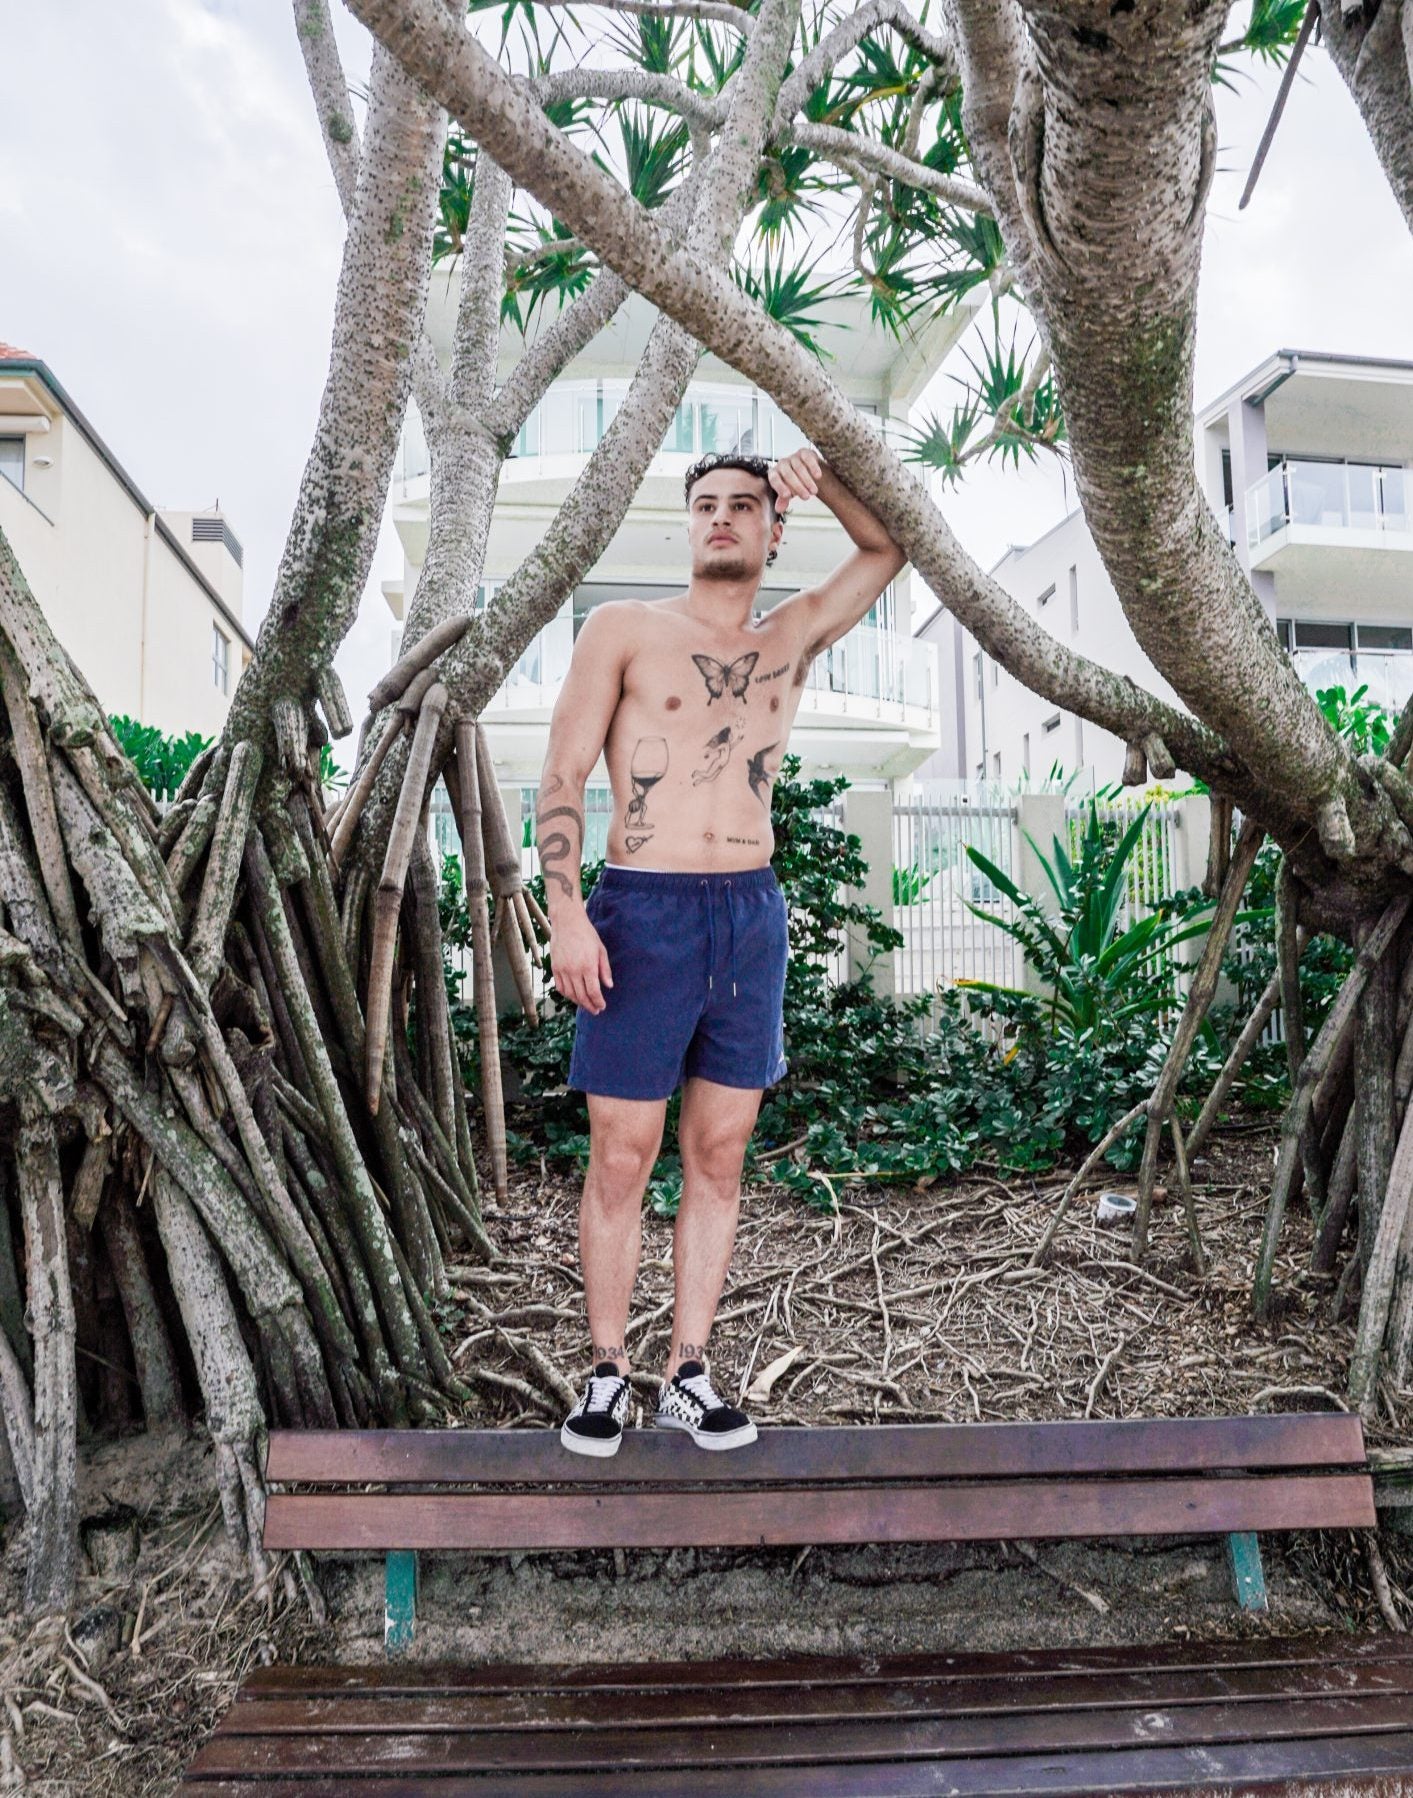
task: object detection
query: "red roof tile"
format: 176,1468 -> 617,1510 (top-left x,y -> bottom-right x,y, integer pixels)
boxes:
0,343 -> 36,360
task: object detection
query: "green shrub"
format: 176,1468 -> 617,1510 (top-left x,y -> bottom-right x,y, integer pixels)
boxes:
446,763 -> 1223,1204
108,715 -> 211,801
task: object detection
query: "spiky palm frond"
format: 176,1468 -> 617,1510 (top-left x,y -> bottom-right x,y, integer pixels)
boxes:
895,398 -> 983,486
755,142 -> 829,239
1213,0 -> 1308,86
734,252 -> 838,358
602,107 -> 690,211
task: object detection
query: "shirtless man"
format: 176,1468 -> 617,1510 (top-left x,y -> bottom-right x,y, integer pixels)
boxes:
539,447 -> 905,1456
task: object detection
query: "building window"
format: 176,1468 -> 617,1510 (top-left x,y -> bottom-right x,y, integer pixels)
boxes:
991,658 -> 999,687
1037,583 -> 1055,611
512,407 -> 540,458
991,751 -> 1001,778
1074,715 -> 1084,765
575,382 -> 621,452
974,651 -> 983,700
1043,713 -> 1062,735
0,438 -> 23,493
212,625 -> 230,694
1068,564 -> 1079,632
1022,733 -> 1030,776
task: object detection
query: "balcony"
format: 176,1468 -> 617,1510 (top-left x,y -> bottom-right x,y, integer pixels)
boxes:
1289,643 -> 1413,714
476,612 -> 940,782
485,616 -> 934,718
1245,458 -> 1413,606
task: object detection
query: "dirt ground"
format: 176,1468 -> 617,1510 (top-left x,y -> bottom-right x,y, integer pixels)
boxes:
2,1117 -> 1410,1795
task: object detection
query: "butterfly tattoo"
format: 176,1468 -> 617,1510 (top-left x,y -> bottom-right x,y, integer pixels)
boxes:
692,652 -> 759,705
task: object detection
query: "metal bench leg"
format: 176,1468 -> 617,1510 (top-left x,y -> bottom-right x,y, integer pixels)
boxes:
1226,1531 -> 1268,1613
385,1550 -> 418,1656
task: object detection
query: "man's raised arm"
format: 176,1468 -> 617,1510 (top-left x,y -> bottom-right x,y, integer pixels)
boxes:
536,604 -> 626,1013
771,448 -> 907,652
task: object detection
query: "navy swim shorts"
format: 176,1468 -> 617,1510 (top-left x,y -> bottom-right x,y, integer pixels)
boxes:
567,865 -> 789,1101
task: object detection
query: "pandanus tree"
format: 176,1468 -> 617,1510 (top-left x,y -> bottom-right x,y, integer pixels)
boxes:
342,0 -> 1413,1417
0,0 -> 1078,1611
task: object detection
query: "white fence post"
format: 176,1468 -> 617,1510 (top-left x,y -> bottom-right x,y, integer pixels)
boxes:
1013,795 -> 1066,996
843,785 -> 896,996
1173,794 -> 1211,972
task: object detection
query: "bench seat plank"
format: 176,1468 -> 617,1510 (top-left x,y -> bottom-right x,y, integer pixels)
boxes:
264,1414 -> 1368,1487
218,1658 -> 1413,1736
264,1473 -> 1376,1551
234,1631 -> 1413,1699
185,1693 -> 1413,1778
185,1638 -> 1413,1794
172,1729 -> 1413,1795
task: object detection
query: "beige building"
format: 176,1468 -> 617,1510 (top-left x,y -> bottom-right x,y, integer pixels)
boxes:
0,344 -> 252,739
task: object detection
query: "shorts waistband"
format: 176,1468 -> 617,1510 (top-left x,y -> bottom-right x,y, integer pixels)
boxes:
598,864 -> 778,894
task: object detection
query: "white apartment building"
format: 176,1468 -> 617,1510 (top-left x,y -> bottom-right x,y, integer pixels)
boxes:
918,350 -> 1413,788
384,286 -> 977,845
0,345 -> 251,740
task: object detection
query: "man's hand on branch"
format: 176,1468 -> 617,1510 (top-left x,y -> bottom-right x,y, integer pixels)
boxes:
769,447 -> 823,514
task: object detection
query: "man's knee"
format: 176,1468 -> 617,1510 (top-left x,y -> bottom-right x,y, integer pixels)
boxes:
681,1122 -> 750,1190
588,1133 -> 659,1200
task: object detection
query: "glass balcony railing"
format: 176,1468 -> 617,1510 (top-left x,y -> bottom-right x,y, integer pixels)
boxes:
483,617 -> 936,718
1293,647 -> 1413,714
1248,459 -> 1409,549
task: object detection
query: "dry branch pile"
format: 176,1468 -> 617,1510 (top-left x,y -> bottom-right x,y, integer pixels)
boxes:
2,1135 -> 1409,1796
0,539 -> 555,1619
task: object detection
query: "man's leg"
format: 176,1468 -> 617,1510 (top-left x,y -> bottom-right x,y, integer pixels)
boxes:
664,1076 -> 763,1378
581,1093 -> 667,1376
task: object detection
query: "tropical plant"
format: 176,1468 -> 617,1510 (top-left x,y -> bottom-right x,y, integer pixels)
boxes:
107,715 -> 211,802
960,802 -> 1214,1038
892,863 -> 933,907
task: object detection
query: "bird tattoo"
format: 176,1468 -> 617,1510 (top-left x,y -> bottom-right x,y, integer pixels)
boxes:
747,742 -> 779,807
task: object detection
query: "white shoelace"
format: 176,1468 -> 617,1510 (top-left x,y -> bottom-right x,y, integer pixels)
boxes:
584,1373 -> 624,1412
677,1371 -> 724,1411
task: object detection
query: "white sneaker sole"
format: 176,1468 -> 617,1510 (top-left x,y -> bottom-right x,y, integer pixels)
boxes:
652,1412 -> 758,1450
560,1421 -> 623,1457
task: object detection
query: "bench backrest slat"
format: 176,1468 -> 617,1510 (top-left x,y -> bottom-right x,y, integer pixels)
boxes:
264,1472 -> 1376,1552
264,1413 -> 1365,1488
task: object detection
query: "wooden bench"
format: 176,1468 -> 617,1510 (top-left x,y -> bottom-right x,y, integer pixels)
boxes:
180,1412 -> 1398,1795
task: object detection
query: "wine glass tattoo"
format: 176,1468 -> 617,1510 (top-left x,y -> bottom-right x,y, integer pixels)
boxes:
625,736 -> 668,852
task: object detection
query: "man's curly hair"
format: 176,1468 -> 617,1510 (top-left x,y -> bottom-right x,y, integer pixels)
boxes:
683,452 -> 781,565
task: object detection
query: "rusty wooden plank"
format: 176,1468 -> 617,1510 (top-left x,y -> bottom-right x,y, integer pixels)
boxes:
217,1654 -> 1413,1736
170,1728 -> 1413,1792
263,1474 -> 1376,1552
234,1631 -> 1413,1701
183,1692 -> 1413,1778
264,1413 -> 1367,1488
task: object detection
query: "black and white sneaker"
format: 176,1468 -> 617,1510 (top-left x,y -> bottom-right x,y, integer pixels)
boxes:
653,1359 -> 757,1450
560,1361 -> 632,1458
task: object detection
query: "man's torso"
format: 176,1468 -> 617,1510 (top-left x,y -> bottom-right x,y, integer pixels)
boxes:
598,596 -> 817,872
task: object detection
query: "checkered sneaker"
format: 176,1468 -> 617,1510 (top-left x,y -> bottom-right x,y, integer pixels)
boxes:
560,1361 -> 631,1458
653,1359 -> 758,1451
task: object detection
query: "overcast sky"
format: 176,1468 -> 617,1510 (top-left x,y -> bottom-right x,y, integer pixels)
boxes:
3,3 -> 1412,720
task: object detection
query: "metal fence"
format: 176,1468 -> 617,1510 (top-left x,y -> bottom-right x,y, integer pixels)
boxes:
1070,796 -> 1180,932
891,788 -> 1020,998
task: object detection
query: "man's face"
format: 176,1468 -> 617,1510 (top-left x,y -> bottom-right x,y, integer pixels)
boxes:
686,469 -> 782,582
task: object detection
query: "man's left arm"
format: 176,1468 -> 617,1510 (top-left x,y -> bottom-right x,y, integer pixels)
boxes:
770,448 -> 907,651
